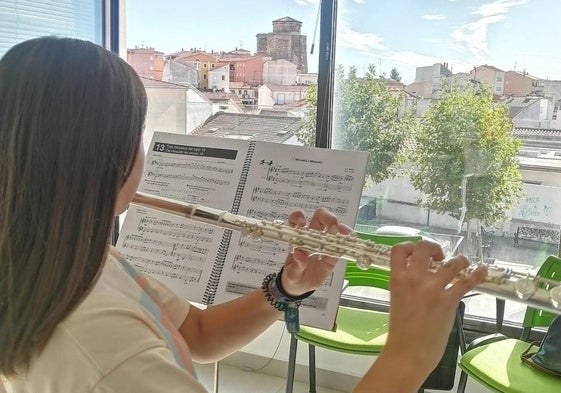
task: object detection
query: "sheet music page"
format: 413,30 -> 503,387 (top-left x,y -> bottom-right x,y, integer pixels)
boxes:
116,132 -> 250,302
214,142 -> 369,329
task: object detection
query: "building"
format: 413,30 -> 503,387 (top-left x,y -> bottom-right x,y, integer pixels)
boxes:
218,47 -> 253,60
180,52 -> 228,89
140,78 -> 212,150
256,16 -> 308,73
258,84 -> 308,107
541,80 -> 561,118
470,65 -> 505,97
223,54 -> 267,86
192,112 -> 302,144
208,64 -> 230,92
202,90 -> 245,114
297,73 -> 318,85
406,62 -> 452,97
127,47 -> 164,80
230,82 -> 257,105
504,70 -> 542,97
263,59 -> 298,85
162,59 -> 199,86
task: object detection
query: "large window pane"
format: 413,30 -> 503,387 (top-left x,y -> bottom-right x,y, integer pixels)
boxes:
0,0 -> 103,57
330,0 -> 561,324
125,0 -> 318,152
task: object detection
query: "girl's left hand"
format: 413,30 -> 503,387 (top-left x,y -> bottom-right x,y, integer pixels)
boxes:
280,208 -> 353,297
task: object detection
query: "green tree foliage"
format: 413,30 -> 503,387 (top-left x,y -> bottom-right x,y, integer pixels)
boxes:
295,64 -> 416,184
389,67 -> 401,82
297,82 -> 318,147
409,83 -> 523,228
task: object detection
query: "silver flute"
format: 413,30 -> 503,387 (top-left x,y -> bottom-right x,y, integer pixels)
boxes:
131,192 -> 561,314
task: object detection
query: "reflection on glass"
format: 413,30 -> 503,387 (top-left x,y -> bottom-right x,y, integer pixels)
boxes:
330,0 -> 561,323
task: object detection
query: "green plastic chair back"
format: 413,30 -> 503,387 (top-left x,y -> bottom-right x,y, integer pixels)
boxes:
458,255 -> 561,393
522,255 -> 561,329
293,232 -> 422,355
344,232 -> 422,289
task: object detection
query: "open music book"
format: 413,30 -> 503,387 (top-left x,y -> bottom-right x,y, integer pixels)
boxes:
116,132 -> 368,330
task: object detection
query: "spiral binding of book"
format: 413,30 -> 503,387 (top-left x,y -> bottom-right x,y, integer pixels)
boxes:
202,141 -> 256,304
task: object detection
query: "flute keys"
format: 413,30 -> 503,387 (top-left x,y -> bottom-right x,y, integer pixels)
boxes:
515,278 -> 538,300
550,286 -> 561,309
355,255 -> 372,270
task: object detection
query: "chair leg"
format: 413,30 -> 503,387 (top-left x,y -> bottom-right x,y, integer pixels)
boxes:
496,298 -> 505,333
213,361 -> 219,393
308,344 -> 316,393
286,335 -> 298,393
456,371 -> 468,393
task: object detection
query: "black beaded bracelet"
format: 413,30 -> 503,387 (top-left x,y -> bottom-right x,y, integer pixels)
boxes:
262,267 -> 314,334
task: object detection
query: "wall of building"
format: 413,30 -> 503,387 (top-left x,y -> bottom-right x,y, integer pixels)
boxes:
143,85 -> 213,151
504,71 -> 533,96
258,85 -> 275,107
162,60 -> 199,86
186,89 -> 213,133
208,66 -> 230,91
514,98 -> 552,128
263,59 -> 298,85
363,170 -> 561,237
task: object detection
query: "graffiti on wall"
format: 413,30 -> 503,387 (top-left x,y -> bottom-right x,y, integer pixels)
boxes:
513,185 -> 561,225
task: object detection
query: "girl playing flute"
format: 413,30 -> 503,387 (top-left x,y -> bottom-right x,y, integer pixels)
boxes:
0,36 -> 486,393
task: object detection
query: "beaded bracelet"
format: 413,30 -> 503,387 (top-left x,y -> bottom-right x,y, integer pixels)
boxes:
262,267 -> 314,334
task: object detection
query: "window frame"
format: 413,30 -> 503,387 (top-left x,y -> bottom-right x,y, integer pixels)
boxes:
318,0 -> 556,339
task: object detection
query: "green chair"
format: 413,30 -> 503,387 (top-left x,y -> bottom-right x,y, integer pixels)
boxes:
285,232 -> 422,393
457,255 -> 561,393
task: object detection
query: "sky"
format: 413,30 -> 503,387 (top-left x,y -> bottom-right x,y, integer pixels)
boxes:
126,0 -> 561,84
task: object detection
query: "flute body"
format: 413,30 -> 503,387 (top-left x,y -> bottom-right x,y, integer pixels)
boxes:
131,192 -> 561,315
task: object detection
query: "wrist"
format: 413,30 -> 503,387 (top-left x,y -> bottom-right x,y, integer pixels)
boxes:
277,267 -> 314,300
261,267 -> 314,334
380,343 -> 436,381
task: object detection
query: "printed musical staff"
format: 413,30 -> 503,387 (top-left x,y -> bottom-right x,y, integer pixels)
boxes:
264,165 -> 354,191
117,132 -> 368,330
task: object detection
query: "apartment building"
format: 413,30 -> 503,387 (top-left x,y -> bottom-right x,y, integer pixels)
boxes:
180,52 -> 228,89
470,64 -> 505,97
127,47 -> 164,80
504,70 -> 542,97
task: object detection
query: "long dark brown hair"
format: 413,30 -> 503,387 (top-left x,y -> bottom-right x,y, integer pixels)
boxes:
0,37 -> 147,376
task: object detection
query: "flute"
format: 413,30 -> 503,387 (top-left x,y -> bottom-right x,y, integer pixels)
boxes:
131,192 -> 561,315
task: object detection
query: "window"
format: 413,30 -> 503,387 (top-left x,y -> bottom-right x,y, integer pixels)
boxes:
0,0 -> 104,57
125,0 -> 561,332
330,0 -> 561,327
126,0 -> 318,150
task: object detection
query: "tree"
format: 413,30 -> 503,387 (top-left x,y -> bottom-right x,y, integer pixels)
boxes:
389,67 -> 401,82
408,83 -> 523,258
295,64 -> 417,184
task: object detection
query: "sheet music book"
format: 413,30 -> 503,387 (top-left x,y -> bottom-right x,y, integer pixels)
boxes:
116,132 -> 368,330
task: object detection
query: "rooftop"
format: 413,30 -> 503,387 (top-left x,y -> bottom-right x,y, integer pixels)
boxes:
192,112 -> 302,144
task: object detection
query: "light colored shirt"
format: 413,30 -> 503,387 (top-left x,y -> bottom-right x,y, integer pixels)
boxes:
5,246 -> 208,393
